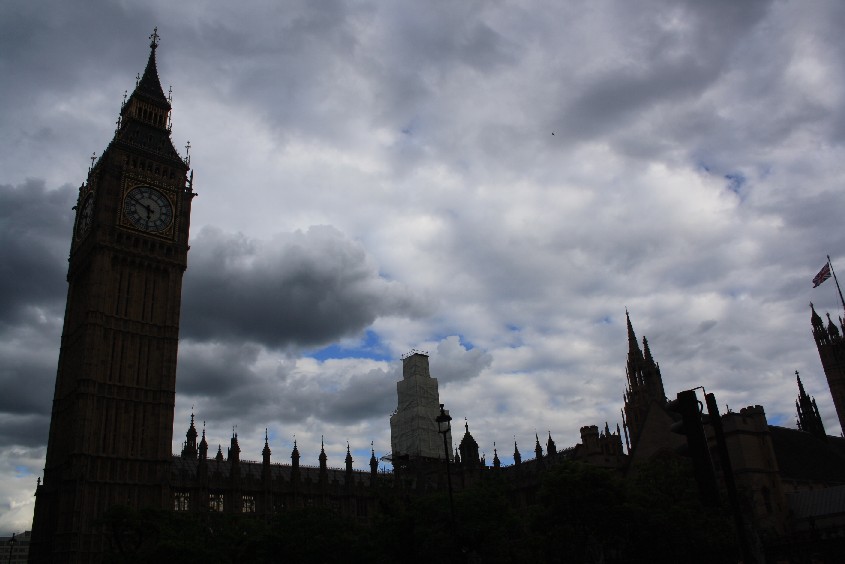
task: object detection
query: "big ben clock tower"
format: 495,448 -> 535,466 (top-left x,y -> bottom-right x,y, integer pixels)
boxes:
30,30 -> 195,562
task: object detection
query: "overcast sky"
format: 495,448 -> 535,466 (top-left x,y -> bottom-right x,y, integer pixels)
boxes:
3,0 -> 845,535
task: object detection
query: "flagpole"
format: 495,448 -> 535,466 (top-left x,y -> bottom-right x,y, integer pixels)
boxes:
827,255 -> 845,315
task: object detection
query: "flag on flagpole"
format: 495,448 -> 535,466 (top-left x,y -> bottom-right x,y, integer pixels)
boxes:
813,263 -> 831,287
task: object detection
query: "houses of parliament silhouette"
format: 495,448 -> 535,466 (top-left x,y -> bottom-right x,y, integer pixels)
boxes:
28,33 -> 845,562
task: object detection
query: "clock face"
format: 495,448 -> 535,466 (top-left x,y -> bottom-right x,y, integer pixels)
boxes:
76,194 -> 94,238
123,185 -> 173,232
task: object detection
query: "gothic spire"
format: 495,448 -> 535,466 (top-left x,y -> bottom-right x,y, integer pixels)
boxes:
459,419 -> 480,468
370,442 -> 378,476
229,428 -> 240,463
626,309 -> 643,359
133,27 -> 169,106
262,428 -> 271,463
198,424 -> 208,460
345,443 -> 353,475
643,337 -> 655,365
513,438 -> 521,465
319,436 -> 327,469
534,433 -> 543,459
291,439 -> 300,467
181,411 -> 198,459
828,313 -> 841,339
796,371 -> 827,440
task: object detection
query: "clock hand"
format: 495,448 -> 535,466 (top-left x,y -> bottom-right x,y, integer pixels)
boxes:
130,195 -> 154,218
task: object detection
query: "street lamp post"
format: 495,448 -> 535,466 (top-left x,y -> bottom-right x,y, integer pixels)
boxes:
7,533 -> 16,564
435,403 -> 455,521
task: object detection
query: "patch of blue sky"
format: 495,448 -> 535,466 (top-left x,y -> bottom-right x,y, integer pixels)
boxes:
307,330 -> 391,362
725,172 -> 746,198
15,465 -> 33,477
767,413 -> 787,426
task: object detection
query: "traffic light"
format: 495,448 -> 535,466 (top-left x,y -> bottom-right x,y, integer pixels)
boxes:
667,389 -> 720,507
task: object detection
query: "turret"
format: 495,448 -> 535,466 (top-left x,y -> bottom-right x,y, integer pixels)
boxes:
228,428 -> 240,464
458,419 -> 480,469
181,412 -> 198,459
198,425 -> 208,461
534,433 -> 543,459
513,439 -> 521,465
291,439 -> 300,483
546,431 -> 557,456
811,303 -> 845,432
319,436 -> 328,484
262,429 -> 272,465
345,443 -> 354,486
369,444 -> 378,483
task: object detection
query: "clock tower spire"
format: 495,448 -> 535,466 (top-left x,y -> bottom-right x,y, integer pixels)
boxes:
30,30 -> 195,563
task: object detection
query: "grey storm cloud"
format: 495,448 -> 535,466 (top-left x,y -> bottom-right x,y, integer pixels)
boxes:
0,181 -> 74,327
178,344 -> 399,427
181,225 -> 432,348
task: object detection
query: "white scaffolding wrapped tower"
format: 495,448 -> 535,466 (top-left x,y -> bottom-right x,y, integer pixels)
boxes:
390,352 -> 453,461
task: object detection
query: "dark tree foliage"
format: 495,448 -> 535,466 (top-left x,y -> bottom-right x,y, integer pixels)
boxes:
530,462 -> 630,562
623,456 -> 739,563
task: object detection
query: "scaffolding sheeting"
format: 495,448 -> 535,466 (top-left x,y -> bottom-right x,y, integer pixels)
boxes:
389,353 -> 453,460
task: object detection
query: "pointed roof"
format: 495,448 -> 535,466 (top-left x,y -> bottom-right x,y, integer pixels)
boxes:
811,303 -> 825,327
134,29 -> 170,106
262,428 -> 271,459
534,432 -> 543,458
827,313 -> 841,338
513,439 -> 521,464
319,436 -> 327,466
198,425 -> 208,459
186,411 -> 197,439
546,431 -> 557,455
796,371 -> 827,440
345,443 -> 353,472
459,418 -> 479,450
626,310 -> 643,358
643,337 -> 654,364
